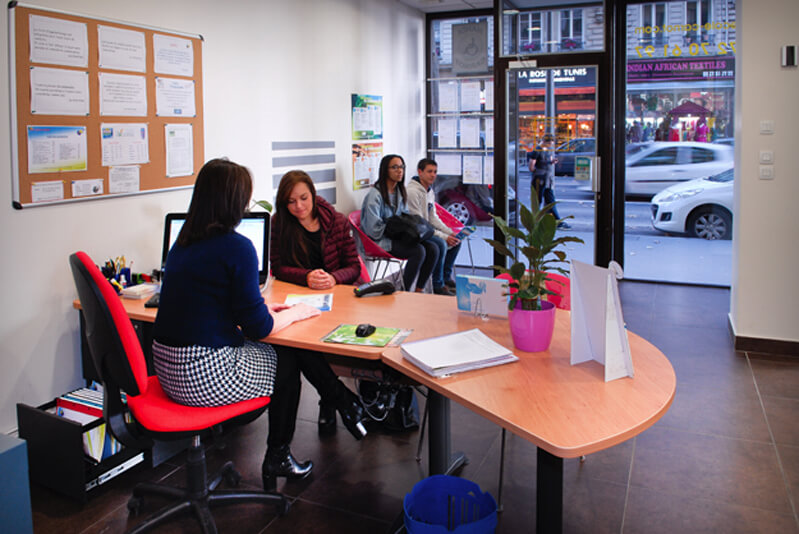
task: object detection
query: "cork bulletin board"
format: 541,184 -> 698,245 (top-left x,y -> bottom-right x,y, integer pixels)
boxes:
8,2 -> 204,208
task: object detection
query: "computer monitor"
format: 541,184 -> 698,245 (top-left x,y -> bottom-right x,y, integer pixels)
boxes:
162,212 -> 271,284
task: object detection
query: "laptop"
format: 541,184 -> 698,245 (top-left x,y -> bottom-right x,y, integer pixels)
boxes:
162,212 -> 271,286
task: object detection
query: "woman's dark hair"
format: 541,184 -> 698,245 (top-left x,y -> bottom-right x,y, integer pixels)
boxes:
275,170 -> 319,268
176,158 -> 253,247
375,154 -> 406,208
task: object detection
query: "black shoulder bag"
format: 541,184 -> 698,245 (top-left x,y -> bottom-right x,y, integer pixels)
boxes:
384,213 -> 434,247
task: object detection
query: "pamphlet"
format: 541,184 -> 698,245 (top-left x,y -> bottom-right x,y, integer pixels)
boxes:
454,225 -> 476,240
321,324 -> 404,347
455,274 -> 508,317
400,328 -> 518,377
285,293 -> 333,311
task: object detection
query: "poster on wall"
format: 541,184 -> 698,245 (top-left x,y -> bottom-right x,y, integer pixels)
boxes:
352,142 -> 382,190
452,21 -> 488,75
351,94 -> 383,140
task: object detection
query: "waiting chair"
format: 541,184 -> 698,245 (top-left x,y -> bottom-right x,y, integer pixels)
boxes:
348,211 -> 406,290
69,251 -> 288,534
435,202 -> 475,273
494,270 -> 572,511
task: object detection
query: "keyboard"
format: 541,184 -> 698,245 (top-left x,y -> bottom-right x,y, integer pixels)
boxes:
144,292 -> 160,308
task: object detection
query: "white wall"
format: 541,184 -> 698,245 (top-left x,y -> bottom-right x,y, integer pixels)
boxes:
730,0 -> 799,343
0,0 -> 426,432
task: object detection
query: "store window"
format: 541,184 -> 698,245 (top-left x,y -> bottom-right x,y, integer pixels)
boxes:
502,1 -> 604,56
624,0 -> 736,285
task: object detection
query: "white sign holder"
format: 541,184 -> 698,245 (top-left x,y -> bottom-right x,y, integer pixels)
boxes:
570,260 -> 634,381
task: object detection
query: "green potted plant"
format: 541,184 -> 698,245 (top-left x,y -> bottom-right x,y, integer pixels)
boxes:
484,185 -> 583,351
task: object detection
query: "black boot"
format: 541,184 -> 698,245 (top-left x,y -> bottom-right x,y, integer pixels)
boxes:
336,387 -> 367,440
262,445 -> 313,491
318,399 -> 337,436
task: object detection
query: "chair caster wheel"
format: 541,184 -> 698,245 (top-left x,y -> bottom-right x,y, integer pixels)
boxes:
224,469 -> 242,487
127,496 -> 143,516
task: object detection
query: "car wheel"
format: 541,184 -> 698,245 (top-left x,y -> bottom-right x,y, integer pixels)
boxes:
687,206 -> 732,240
444,200 -> 474,225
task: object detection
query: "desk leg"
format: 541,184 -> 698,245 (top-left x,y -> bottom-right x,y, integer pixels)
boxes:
536,447 -> 563,534
427,390 -> 467,476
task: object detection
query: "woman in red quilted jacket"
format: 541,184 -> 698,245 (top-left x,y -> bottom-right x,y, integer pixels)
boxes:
269,170 -> 368,448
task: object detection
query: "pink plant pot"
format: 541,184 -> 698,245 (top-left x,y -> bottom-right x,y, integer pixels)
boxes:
508,300 -> 556,352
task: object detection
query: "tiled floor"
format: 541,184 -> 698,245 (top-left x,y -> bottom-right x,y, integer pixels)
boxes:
29,282 -> 799,533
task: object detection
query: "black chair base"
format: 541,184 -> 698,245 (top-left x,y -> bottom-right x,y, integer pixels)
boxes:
126,440 -> 289,534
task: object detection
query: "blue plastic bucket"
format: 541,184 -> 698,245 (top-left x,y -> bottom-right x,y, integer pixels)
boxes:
403,475 -> 497,534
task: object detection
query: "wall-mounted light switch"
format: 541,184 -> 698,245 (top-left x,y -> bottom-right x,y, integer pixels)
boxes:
760,120 -> 775,134
759,150 -> 774,164
759,166 -> 775,180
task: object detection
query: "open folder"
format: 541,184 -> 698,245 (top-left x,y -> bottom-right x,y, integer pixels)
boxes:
400,328 -> 518,378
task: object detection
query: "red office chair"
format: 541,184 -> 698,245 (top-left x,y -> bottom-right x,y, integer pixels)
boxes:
495,271 -> 571,310
348,211 -> 406,289
435,202 -> 475,273
69,251 -> 288,533
493,270 -> 571,511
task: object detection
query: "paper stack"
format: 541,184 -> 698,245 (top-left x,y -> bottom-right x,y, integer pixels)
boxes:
400,328 -> 518,377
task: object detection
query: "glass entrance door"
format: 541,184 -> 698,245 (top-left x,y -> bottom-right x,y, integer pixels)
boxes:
506,65 -> 598,268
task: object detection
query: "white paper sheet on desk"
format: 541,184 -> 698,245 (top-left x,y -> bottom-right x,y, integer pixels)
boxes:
401,328 -> 517,377
284,293 -> 333,311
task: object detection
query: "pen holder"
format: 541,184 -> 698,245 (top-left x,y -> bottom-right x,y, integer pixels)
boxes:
116,268 -> 131,287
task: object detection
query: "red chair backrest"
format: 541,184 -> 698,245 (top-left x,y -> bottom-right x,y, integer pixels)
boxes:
358,256 -> 371,283
70,251 -> 149,397
348,211 -> 396,260
495,271 -> 571,310
435,203 -> 463,232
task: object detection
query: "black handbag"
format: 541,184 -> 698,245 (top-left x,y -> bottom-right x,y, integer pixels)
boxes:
384,213 -> 434,246
357,379 -> 420,432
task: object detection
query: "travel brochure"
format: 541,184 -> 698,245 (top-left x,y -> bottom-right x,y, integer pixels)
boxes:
284,293 -> 333,311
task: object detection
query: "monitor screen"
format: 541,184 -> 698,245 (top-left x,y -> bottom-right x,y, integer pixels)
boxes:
162,212 -> 271,283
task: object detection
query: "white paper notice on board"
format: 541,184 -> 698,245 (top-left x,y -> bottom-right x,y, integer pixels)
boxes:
165,123 -> 194,177
462,155 -> 483,184
71,178 -> 103,197
570,259 -> 633,382
436,154 -> 462,176
108,166 -> 140,194
438,119 -> 457,148
31,181 -> 64,203
155,77 -> 196,117
29,15 -> 88,68
99,72 -> 147,116
27,125 -> 87,174
97,25 -> 146,72
101,123 -> 149,166
153,33 -> 193,76
30,67 -> 90,116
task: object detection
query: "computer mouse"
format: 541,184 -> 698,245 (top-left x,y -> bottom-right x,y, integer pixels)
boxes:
355,323 -> 376,337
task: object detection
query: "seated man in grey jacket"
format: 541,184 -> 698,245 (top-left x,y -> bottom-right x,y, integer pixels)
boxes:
406,158 -> 462,296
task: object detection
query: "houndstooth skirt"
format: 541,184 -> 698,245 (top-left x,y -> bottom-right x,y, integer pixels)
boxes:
152,340 -> 278,407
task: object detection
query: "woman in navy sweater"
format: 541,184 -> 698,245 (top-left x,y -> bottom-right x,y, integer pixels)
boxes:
270,170 -> 367,439
152,158 -> 320,491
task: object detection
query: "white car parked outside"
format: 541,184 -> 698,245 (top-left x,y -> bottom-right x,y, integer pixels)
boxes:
626,141 -> 733,196
650,168 -> 734,240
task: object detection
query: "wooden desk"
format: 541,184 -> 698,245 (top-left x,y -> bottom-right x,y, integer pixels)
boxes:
381,308 -> 675,532
76,280 -> 676,533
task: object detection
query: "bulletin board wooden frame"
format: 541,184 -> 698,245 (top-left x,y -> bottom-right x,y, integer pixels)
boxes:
8,2 -> 204,208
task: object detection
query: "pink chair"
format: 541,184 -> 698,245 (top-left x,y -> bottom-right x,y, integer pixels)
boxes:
434,203 -> 475,273
495,271 -> 571,310
347,211 -> 405,289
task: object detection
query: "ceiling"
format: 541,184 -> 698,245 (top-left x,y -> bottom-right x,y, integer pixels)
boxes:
397,0 -> 493,14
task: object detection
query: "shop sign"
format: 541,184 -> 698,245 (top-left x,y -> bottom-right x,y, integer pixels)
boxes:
519,67 -> 596,87
627,57 -> 734,82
